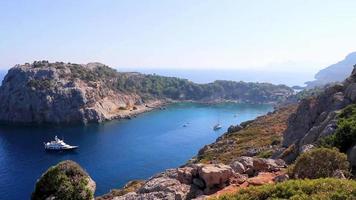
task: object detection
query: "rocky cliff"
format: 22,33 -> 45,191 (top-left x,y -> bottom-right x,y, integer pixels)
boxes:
0,61 -> 146,124
0,61 -> 293,124
282,65 -> 356,167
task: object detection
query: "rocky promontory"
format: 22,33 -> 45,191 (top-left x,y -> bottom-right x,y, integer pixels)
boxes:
0,61 -> 293,124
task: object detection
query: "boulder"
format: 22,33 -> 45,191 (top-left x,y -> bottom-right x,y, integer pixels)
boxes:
230,161 -> 245,174
113,191 -> 177,200
252,158 -> 286,172
138,175 -> 191,200
231,157 -> 286,176
197,164 -> 233,189
177,167 -> 197,184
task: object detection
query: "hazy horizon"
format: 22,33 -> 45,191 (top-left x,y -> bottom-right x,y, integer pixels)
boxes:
2,1 -> 356,86
2,1 -> 356,73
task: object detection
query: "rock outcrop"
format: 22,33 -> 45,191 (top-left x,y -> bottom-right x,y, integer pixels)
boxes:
100,156 -> 287,200
32,160 -> 96,200
282,65 -> 356,166
0,61 -> 149,124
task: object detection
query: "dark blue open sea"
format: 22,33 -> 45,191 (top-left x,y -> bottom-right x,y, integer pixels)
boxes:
0,102 -> 272,199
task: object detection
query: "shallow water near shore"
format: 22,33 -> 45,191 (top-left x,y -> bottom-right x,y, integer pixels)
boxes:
0,102 -> 272,199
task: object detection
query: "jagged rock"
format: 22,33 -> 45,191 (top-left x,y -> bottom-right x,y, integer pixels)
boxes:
283,83 -> 349,148
227,125 -> 242,133
229,173 -> 248,184
300,112 -> 338,146
113,191 -> 177,200
177,167 -> 196,185
138,171 -> 192,200
234,157 -> 254,170
347,145 -> 356,168
345,82 -> 356,101
32,160 -> 95,200
299,144 -> 315,154
252,158 -> 286,172
230,161 -> 245,174
231,157 -> 286,176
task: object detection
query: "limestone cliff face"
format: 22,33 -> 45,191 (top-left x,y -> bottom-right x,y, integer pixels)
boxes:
0,61 -> 143,124
282,65 -> 356,166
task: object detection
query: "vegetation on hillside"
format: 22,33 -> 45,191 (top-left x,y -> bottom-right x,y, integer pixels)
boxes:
24,61 -> 293,103
196,104 -> 298,164
320,104 -> 356,152
96,180 -> 145,200
290,148 -> 349,179
215,178 -> 356,200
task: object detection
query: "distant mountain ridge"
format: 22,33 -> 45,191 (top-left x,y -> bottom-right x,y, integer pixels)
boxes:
306,52 -> 356,88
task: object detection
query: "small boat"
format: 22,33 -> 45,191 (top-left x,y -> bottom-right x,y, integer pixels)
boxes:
44,136 -> 78,151
213,124 -> 222,130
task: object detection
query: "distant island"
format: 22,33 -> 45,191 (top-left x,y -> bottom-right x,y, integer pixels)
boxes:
0,61 -> 292,124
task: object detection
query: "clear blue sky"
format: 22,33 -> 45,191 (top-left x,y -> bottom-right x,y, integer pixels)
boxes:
1,0 -> 356,72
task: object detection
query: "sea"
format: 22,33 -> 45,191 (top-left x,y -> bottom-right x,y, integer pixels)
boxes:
0,102 -> 272,199
0,68 -> 297,199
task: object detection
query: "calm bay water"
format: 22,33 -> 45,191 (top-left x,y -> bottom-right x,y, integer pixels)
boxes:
0,102 -> 272,199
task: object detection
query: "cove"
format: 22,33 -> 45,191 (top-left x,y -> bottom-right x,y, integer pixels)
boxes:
0,102 -> 272,200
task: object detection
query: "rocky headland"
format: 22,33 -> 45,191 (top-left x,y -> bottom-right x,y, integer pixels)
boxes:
0,61 -> 292,125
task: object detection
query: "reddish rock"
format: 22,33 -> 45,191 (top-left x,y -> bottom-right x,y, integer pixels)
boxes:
247,172 -> 276,186
197,164 -> 233,189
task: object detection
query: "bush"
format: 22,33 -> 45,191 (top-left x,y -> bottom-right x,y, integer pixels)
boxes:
291,148 -> 349,179
319,104 -> 356,152
32,160 -> 94,200
215,178 -> 356,200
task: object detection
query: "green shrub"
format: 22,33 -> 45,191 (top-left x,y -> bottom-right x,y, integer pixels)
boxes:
215,178 -> 356,200
319,104 -> 356,152
292,148 -> 349,179
27,79 -> 53,90
32,160 -> 94,200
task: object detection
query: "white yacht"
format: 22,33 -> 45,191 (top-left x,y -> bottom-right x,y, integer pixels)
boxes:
213,124 -> 222,131
44,136 -> 78,150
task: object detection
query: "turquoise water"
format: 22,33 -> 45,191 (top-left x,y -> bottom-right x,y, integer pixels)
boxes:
0,102 -> 272,199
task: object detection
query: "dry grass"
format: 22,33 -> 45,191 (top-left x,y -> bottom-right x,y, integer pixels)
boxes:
197,104 -> 298,164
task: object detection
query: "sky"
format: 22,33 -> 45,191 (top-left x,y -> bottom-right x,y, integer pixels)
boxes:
1,0 -> 356,75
